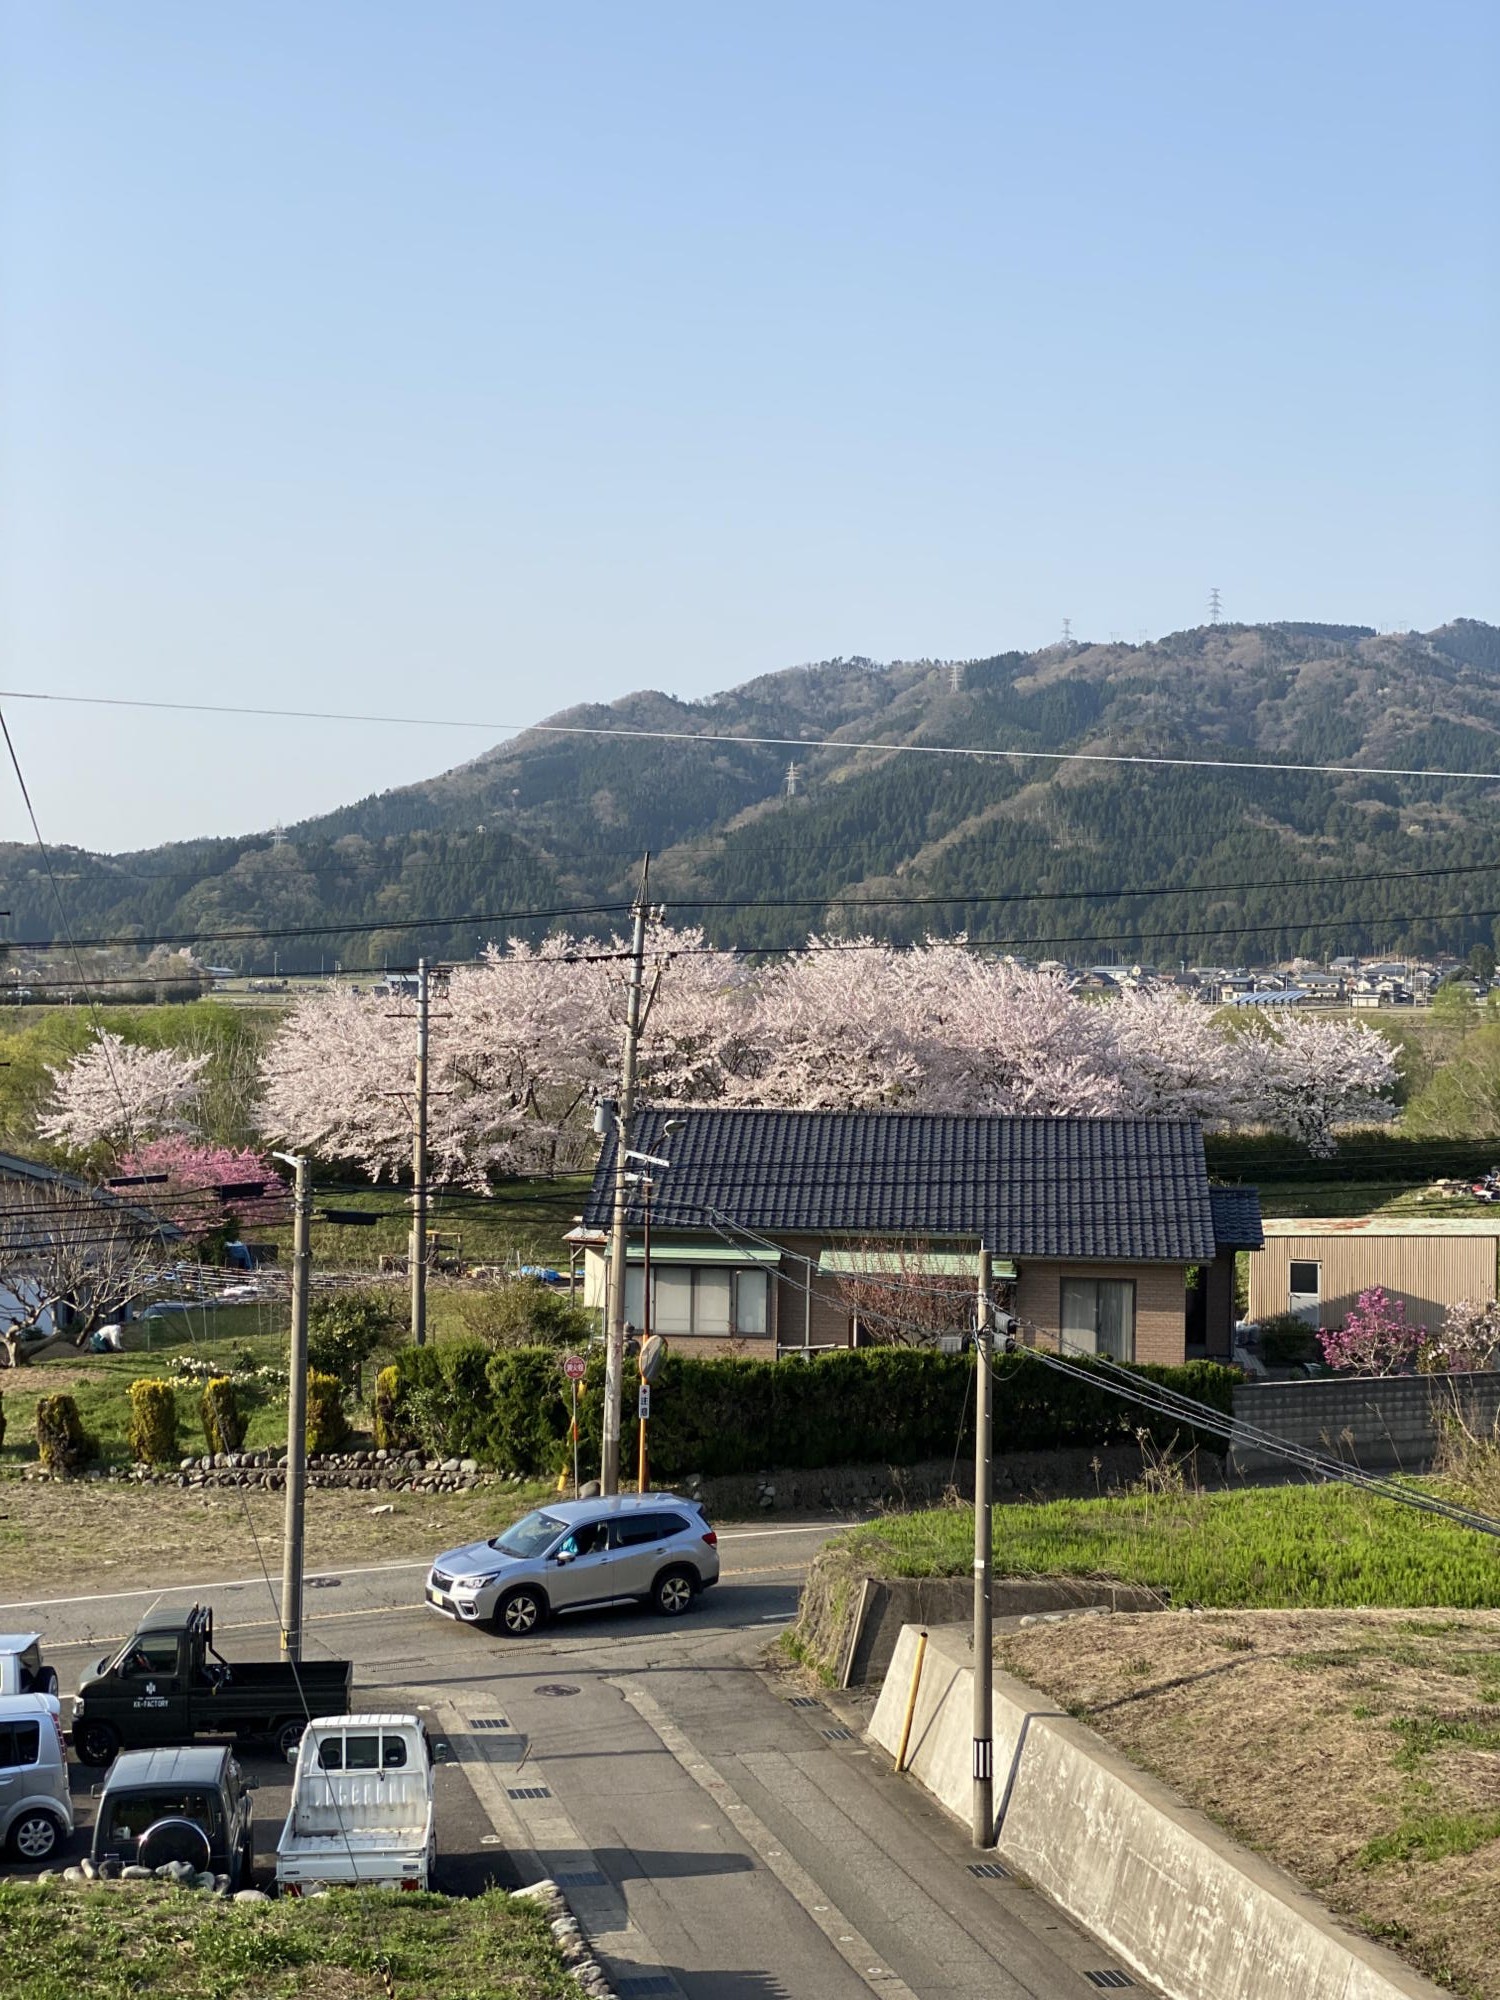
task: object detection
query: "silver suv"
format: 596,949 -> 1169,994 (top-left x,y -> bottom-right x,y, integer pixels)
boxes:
426,1494 -> 720,1637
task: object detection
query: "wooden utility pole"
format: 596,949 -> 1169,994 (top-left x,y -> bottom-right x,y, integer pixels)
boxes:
972,1244 -> 994,1846
410,958 -> 429,1348
602,862 -> 649,1495
279,1152 -> 311,1661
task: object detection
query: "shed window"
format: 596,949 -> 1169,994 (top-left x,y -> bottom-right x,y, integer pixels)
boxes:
1288,1262 -> 1320,1296
1060,1278 -> 1136,1362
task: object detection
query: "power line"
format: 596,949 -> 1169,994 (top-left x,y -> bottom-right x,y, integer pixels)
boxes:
8,684 -> 1500,788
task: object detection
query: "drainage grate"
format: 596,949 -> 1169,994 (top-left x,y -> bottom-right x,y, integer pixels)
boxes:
821,1726 -> 854,1742
787,1696 -> 821,1709
614,1979 -> 677,1997
1083,1975 -> 1136,1991
967,1861 -> 1009,1879
471,1718 -> 512,1730
552,1868 -> 606,1888
507,1785 -> 551,1800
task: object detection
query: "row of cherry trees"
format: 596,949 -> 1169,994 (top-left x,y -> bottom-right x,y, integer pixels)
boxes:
38,931 -> 1399,1189
248,929 -> 1397,1183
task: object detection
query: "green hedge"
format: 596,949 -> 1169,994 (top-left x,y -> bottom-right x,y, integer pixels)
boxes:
200,1377 -> 246,1454
387,1345 -> 1241,1481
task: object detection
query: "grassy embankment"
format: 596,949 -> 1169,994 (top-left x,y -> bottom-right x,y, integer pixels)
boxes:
805,1476 -> 1500,1999
0,1882 -> 587,2000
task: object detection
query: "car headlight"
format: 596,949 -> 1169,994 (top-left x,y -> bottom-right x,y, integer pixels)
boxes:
452,1572 -> 497,1591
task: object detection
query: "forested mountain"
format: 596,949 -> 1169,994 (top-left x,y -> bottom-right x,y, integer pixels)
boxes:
7,618 -> 1500,973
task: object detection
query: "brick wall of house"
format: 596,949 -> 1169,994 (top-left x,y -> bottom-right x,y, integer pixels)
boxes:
1014,1260 -> 1189,1367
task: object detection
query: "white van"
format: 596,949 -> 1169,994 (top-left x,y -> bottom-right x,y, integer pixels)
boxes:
0,1692 -> 73,1863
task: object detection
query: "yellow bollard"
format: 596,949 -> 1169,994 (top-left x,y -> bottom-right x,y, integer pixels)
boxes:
894,1628 -> 929,1773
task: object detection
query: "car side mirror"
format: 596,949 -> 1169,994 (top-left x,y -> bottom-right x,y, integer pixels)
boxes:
555,1549 -> 575,1565
432,1743 -> 451,1762
90,1784 -> 104,1799
242,1776 -> 259,1792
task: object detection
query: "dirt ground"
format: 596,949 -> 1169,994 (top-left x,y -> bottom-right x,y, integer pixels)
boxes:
0,1472 -> 554,1599
996,1607 -> 1500,2000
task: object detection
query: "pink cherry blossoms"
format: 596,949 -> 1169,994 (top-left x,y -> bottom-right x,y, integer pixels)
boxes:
256,929 -> 1399,1181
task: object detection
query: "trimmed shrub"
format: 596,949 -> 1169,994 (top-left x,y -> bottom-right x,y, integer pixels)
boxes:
35,1393 -> 94,1475
386,1344 -> 1242,1480
306,1369 -> 351,1453
308,1288 -> 401,1392
200,1376 -> 246,1454
1256,1314 -> 1324,1367
372,1365 -> 408,1452
127,1378 -> 179,1465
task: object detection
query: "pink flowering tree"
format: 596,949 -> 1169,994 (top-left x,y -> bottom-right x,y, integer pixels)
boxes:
1238,1013 -> 1398,1158
1319,1287 -> 1424,1376
38,1032 -> 210,1158
112,1137 -> 287,1246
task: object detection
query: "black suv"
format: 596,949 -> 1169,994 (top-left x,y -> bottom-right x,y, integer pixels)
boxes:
90,1744 -> 257,1885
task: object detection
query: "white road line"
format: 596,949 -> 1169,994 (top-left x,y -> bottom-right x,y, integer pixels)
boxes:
0,1522 -> 836,1614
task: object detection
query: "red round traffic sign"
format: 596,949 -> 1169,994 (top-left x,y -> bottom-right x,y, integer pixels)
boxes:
562,1354 -> 587,1381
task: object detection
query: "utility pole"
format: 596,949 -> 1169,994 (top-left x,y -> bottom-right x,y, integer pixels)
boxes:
972,1245 -> 994,1847
603,861 -> 650,1495
277,1152 -> 311,1661
410,958 -> 430,1348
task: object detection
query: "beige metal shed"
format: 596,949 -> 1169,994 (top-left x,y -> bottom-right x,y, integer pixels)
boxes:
1248,1217 -> 1500,1332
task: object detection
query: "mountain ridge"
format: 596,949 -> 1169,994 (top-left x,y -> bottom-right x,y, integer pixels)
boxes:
7,617 -> 1500,972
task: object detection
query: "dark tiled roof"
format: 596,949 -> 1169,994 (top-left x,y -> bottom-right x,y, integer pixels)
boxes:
1208,1186 -> 1264,1250
585,1109 -> 1244,1263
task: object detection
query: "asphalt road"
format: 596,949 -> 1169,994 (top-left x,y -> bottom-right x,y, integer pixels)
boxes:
4,1520 -> 1158,1999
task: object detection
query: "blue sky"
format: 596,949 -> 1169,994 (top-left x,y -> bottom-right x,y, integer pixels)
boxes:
1,2 -> 1496,851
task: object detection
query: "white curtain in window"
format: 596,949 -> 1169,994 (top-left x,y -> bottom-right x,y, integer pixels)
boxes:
1060,1278 -> 1098,1356
1097,1280 -> 1134,1361
654,1268 -> 693,1334
696,1270 -> 732,1335
734,1268 -> 769,1335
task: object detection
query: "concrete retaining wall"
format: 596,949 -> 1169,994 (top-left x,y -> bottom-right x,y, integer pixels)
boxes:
843,1575 -> 1162,1688
1231,1370 -> 1500,1476
869,1624 -> 1447,2000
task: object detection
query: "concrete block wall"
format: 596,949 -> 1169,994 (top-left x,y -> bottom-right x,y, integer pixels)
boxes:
869,1624 -> 1447,2000
1231,1370 -> 1500,1474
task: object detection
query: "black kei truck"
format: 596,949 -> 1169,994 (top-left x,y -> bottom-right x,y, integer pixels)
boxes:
71,1605 -> 352,1767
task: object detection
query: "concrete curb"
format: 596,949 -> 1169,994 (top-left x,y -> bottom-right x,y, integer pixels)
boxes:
869,1624 -> 1449,2000
510,1879 -> 617,1999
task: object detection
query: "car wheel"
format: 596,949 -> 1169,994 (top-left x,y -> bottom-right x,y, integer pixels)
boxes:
275,1718 -> 307,1763
73,1720 -> 119,1768
652,1567 -> 696,1618
7,1809 -> 64,1863
494,1587 -> 546,1638
31,1668 -> 59,1698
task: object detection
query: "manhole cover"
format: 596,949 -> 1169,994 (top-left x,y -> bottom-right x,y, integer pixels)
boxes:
533,1683 -> 582,1697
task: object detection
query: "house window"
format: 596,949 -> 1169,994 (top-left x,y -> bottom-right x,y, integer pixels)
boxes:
1060,1278 -> 1136,1362
624,1266 -> 770,1338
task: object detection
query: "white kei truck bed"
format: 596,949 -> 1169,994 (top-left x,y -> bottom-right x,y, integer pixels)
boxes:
276,1714 -> 437,1893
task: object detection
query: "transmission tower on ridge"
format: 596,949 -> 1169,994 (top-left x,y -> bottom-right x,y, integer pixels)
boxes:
1209,587 -> 1222,625
1061,617 -> 1073,647
949,661 -> 963,694
785,761 -> 800,797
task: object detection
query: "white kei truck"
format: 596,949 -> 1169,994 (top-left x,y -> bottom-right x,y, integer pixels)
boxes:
275,1714 -> 438,1894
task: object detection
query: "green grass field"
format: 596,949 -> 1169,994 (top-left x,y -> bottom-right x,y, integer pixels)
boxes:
0,1883 -> 585,2000
839,1485 -> 1500,1609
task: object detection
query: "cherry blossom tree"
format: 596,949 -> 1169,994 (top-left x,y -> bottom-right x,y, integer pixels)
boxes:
1237,1012 -> 1398,1158
1105,986 -> 1253,1123
111,1137 -> 286,1245
1417,1298 -> 1500,1375
38,1032 -> 210,1158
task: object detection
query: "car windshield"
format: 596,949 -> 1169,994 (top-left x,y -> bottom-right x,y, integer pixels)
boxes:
489,1511 -> 567,1559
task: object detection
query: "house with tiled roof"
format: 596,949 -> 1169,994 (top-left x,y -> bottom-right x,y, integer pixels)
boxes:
579,1110 -> 1262,1366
